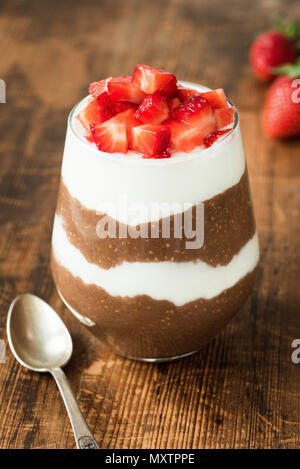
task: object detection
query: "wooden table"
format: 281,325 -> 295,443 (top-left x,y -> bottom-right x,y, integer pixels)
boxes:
0,0 -> 300,449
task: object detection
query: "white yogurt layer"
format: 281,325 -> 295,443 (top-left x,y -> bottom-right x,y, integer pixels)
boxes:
60,82 -> 245,225
52,215 -> 259,307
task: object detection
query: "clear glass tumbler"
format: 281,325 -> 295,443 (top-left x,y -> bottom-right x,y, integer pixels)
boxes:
51,82 -> 259,362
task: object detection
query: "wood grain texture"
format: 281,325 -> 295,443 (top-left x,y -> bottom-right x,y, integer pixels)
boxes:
0,0 -> 300,449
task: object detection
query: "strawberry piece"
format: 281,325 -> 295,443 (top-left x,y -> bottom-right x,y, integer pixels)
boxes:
177,87 -> 200,101
200,89 -> 228,109
110,108 -> 141,146
132,65 -> 177,98
130,124 -> 170,156
203,129 -> 231,148
107,75 -> 146,104
76,98 -> 102,133
91,120 -> 128,153
262,75 -> 300,138
215,107 -> 235,128
143,150 -> 171,159
250,31 -> 297,81
97,92 -> 116,122
165,119 -> 203,152
115,101 -> 137,113
91,108 -> 140,152
174,95 -> 216,137
167,97 -> 181,117
112,108 -> 140,126
89,78 -> 111,98
136,93 -> 170,124
76,94 -> 116,143
85,131 -> 94,143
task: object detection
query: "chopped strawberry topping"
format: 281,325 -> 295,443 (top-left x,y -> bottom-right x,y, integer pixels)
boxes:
177,87 -> 200,101
203,129 -> 231,148
82,66 -> 232,154
85,131 -> 94,143
91,120 -> 128,153
107,75 -> 145,104
112,108 -> 141,126
175,95 -> 209,123
165,119 -> 203,152
200,88 -> 228,109
90,108 -> 141,152
89,78 -> 111,98
96,92 -> 116,122
214,107 -> 235,128
167,97 -> 181,117
130,124 -> 170,156
76,98 -> 102,132
136,93 -> 170,124
132,65 -> 177,98
110,108 -> 141,145
143,150 -> 171,159
115,101 -> 138,113
174,95 -> 216,137
76,94 -> 116,143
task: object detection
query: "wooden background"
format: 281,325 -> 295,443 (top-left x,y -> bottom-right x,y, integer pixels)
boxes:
0,0 -> 300,449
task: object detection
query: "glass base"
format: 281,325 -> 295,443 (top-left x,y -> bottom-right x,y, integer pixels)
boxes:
116,348 -> 201,363
57,287 -> 202,363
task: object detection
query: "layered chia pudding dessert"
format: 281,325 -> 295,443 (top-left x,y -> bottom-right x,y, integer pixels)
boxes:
51,65 -> 259,361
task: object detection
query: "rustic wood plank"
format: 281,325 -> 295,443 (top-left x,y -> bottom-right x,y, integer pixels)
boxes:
0,0 -> 300,449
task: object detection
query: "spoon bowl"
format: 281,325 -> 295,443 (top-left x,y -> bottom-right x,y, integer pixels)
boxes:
7,293 -> 72,371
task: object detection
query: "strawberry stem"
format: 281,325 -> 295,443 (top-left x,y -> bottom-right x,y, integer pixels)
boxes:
273,56 -> 300,78
274,17 -> 300,42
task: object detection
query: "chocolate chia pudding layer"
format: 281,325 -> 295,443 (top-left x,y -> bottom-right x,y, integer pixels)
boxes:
51,254 -> 258,359
56,169 -> 255,269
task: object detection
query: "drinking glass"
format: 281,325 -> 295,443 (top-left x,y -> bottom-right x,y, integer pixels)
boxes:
51,82 -> 259,362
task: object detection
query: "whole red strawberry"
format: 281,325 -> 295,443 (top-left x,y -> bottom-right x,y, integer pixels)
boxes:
262,67 -> 300,138
249,20 -> 299,81
250,31 -> 296,81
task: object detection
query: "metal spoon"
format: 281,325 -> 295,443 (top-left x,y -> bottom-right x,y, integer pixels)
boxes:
6,293 -> 99,449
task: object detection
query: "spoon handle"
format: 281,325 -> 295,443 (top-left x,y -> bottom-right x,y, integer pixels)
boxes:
50,367 -> 99,449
